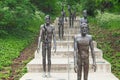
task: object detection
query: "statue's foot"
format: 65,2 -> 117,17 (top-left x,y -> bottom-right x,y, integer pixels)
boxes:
42,72 -> 46,78
47,72 -> 51,78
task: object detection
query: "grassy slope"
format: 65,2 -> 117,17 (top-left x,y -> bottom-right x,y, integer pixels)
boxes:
0,29 -> 37,79
0,10 -> 45,79
89,12 -> 120,79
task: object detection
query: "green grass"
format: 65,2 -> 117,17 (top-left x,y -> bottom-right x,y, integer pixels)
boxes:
0,29 -> 36,79
89,11 -> 120,79
0,11 -> 45,79
96,11 -> 120,30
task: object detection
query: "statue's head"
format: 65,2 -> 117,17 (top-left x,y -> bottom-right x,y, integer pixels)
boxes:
83,10 -> 87,18
45,15 -> 50,25
80,23 -> 88,36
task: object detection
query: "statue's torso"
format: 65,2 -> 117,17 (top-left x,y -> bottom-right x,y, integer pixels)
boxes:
76,36 -> 90,59
61,11 -> 65,22
58,17 -> 63,25
41,25 -> 54,43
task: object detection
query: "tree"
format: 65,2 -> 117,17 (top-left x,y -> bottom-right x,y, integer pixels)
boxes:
0,0 -> 36,34
30,0 -> 58,14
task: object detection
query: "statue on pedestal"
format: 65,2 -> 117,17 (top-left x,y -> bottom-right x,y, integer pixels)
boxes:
74,23 -> 96,80
37,15 -> 56,78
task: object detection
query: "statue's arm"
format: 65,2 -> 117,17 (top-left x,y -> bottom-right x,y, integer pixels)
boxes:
74,36 -> 78,72
89,36 -> 96,71
37,25 -> 43,53
74,37 -> 78,62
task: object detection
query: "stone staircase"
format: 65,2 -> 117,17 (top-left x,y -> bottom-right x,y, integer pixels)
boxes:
20,17 -> 119,80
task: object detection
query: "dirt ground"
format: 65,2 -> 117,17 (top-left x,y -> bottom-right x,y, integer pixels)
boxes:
7,38 -> 38,80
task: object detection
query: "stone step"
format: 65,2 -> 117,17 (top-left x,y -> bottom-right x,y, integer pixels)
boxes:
55,34 -> 79,40
35,47 -> 103,59
27,58 -> 111,73
54,23 -> 80,30
54,17 -> 80,24
55,27 -> 80,33
20,72 -> 119,80
54,22 -> 80,29
55,30 -> 80,35
51,40 -> 97,48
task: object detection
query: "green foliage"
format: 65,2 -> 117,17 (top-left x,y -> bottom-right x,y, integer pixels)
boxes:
78,0 -> 120,16
0,29 -> 36,79
83,0 -> 97,16
0,0 -> 46,79
96,11 -> 120,29
89,12 -> 120,79
0,0 -> 37,34
95,0 -> 120,13
66,0 -> 77,5
30,0 -> 59,15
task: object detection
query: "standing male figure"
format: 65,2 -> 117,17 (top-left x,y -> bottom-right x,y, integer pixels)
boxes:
37,15 -> 56,78
58,16 -> 63,40
68,5 -> 72,28
71,8 -> 76,28
60,6 -> 67,39
80,10 -> 89,33
80,10 -> 88,24
74,23 -> 96,80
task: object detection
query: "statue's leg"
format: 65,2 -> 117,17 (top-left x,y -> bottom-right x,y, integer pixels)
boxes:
58,26 -> 60,39
72,18 -> 74,27
42,44 -> 46,73
47,43 -> 51,77
71,18 -> 73,27
83,59 -> 89,80
69,16 -> 71,28
62,24 -> 64,39
60,26 -> 62,39
70,17 -> 72,27
77,56 -> 82,80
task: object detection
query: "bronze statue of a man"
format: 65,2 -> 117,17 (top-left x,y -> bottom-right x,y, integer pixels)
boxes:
80,10 -> 89,33
68,5 -> 72,28
59,6 -> 67,39
58,16 -> 63,40
71,8 -> 76,28
74,23 -> 96,80
80,10 -> 88,24
37,15 -> 56,78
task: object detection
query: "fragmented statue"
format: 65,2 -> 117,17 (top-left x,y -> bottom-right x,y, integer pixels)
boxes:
74,23 -> 96,80
37,15 -> 56,78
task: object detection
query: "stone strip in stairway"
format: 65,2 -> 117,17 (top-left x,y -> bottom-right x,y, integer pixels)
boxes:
26,58 -> 111,73
20,72 -> 118,80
